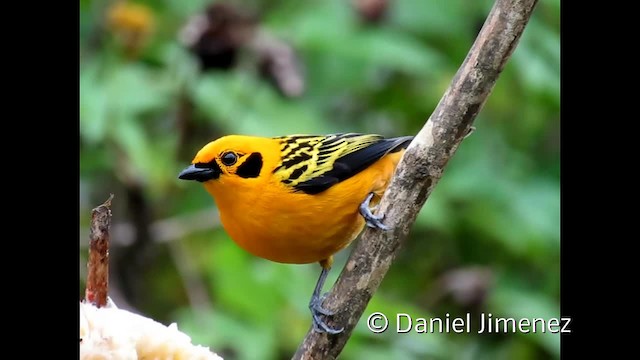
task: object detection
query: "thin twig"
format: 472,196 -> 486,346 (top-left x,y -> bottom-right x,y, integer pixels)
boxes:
293,0 -> 539,358
85,194 -> 114,307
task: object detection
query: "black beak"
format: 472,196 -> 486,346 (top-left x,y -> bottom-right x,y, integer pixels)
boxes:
178,164 -> 220,182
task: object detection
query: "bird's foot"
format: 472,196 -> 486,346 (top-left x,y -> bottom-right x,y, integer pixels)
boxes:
360,192 -> 389,230
309,293 -> 344,334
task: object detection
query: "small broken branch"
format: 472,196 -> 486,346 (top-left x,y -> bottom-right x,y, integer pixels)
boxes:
85,194 -> 114,307
293,0 -> 539,358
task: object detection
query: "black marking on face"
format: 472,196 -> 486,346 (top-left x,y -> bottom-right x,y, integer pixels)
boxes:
236,152 -> 263,178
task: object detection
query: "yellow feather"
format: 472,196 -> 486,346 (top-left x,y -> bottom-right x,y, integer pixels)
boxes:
182,133 -> 411,265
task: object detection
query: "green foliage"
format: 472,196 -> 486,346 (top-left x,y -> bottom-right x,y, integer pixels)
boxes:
80,0 -> 560,359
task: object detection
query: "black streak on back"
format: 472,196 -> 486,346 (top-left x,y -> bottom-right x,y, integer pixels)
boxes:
294,136 -> 413,195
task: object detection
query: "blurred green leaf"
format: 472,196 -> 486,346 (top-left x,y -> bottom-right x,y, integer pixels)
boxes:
192,73 -> 331,135
490,277 -> 561,357
176,308 -> 278,360
80,0 -> 560,358
80,63 -> 109,144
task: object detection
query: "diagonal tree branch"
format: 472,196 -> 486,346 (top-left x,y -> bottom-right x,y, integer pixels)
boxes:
293,0 -> 539,358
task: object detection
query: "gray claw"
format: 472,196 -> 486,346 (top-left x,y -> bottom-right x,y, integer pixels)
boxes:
360,193 -> 390,231
310,297 -> 343,334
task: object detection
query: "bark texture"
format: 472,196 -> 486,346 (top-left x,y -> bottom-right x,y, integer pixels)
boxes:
293,0 -> 539,358
85,194 -> 114,307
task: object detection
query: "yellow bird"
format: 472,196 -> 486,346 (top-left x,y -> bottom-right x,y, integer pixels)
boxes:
179,133 -> 413,333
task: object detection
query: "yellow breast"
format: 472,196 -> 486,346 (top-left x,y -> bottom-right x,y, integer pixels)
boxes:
203,149 -> 404,264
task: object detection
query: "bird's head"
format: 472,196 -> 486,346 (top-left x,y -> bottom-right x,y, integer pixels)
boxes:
178,135 -> 276,185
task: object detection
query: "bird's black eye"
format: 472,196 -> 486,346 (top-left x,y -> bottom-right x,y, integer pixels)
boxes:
221,152 -> 238,166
